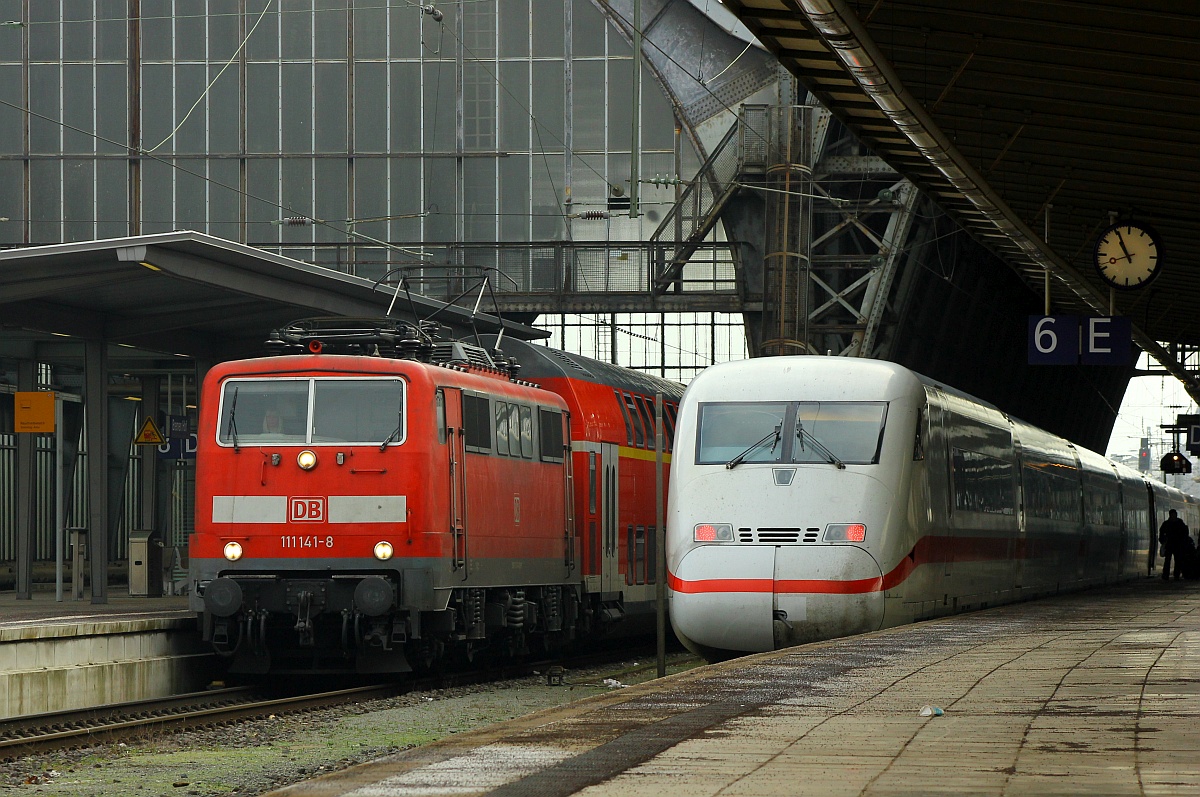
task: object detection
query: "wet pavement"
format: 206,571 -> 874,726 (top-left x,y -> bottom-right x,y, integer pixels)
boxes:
271,577 -> 1200,796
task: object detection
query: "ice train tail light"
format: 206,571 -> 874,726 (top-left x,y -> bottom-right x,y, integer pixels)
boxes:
824,523 -> 866,543
694,523 -> 733,542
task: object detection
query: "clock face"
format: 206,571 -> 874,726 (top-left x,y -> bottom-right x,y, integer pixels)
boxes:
1093,222 -> 1162,290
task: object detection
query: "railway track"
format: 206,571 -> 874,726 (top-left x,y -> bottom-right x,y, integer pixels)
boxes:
0,683 -> 407,760
0,644 -> 680,760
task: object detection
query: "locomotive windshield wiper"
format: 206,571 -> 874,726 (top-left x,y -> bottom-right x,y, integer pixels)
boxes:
725,424 -> 781,469
226,386 -> 240,452
796,420 -> 845,470
378,423 -> 402,452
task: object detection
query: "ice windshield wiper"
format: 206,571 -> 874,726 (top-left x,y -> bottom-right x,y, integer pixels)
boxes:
226,386 -> 240,452
725,424 -> 781,470
796,419 -> 846,470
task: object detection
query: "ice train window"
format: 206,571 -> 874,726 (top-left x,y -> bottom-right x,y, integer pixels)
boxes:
695,403 -> 788,465
793,402 -> 887,465
952,447 -> 1015,515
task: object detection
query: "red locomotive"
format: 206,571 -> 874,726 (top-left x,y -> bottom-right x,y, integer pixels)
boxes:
189,319 -> 682,674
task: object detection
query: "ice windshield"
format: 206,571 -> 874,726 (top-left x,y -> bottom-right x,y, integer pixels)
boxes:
696,401 -> 887,466
217,378 -> 405,446
696,403 -> 788,465
793,402 -> 887,465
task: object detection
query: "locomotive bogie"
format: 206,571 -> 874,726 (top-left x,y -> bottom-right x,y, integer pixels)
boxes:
668,357 -> 1199,660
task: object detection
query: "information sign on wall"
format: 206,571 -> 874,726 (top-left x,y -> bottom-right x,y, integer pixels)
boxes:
14,391 -> 55,433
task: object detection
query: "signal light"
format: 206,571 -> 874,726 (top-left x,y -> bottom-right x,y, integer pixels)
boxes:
825,523 -> 867,543
694,523 -> 733,542
297,450 -> 318,470
1162,451 -> 1192,475
308,339 -> 323,353
373,541 -> 394,561
223,541 -> 243,561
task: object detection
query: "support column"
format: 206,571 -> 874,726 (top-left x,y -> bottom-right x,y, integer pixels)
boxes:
14,360 -> 35,600
140,375 -> 160,538
194,358 -> 214,401
85,339 -> 109,604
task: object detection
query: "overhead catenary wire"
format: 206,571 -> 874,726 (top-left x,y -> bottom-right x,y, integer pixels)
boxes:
144,0 -> 275,153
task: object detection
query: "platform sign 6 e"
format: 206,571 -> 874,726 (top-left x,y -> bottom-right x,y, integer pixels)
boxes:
1080,316 -> 1131,365
1029,315 -> 1131,366
1028,316 -> 1079,364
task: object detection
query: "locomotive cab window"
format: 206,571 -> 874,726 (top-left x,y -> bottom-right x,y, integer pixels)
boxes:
217,377 -> 405,446
313,379 -> 404,444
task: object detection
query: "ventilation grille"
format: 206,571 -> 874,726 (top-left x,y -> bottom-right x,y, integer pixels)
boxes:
545,348 -> 590,373
737,527 -> 821,544
430,341 -> 496,368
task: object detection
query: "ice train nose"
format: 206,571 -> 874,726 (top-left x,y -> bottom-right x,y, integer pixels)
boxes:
670,544 -> 885,653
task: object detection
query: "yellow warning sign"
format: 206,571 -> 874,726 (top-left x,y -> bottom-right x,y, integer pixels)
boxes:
14,391 -> 55,433
135,416 -> 166,445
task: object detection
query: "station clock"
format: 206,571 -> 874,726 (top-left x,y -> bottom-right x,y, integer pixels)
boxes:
1093,221 -> 1162,290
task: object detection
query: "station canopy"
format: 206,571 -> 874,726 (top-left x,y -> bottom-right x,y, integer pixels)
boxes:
0,231 -> 543,369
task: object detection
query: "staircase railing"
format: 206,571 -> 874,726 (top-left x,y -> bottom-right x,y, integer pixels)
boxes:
650,114 -> 751,293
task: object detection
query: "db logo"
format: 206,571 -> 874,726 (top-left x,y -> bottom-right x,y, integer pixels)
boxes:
289,497 -> 326,522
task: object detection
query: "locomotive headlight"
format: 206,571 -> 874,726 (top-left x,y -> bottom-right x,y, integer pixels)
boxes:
223,541 -> 244,561
694,523 -> 733,542
297,449 -> 318,470
824,523 -> 867,543
373,541 -> 394,560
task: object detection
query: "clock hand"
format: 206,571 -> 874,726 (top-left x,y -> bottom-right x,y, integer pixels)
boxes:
1114,229 -> 1134,262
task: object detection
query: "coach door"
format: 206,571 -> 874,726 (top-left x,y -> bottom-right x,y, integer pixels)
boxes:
1012,433 -> 1027,590
441,388 -> 469,575
1147,484 -> 1159,575
599,442 -> 620,593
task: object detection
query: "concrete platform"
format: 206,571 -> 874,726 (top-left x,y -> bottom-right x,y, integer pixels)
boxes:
0,591 -> 214,718
273,576 -> 1200,796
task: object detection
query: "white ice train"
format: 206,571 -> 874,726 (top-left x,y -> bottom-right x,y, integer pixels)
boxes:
666,357 -> 1197,659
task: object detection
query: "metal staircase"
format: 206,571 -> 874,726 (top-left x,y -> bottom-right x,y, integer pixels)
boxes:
650,104 -> 927,360
649,114 -> 761,294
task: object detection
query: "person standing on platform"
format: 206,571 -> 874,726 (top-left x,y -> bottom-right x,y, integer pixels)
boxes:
1159,509 -> 1190,581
